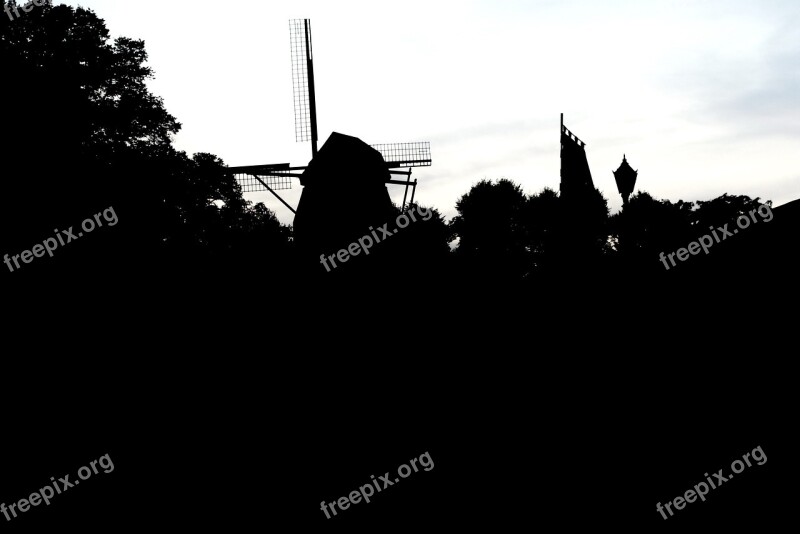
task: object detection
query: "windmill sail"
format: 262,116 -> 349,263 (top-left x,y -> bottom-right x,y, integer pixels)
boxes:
560,116 -> 595,198
290,19 -> 318,156
371,142 -> 431,168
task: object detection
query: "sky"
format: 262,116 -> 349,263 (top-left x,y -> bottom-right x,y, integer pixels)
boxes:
62,0 -> 800,224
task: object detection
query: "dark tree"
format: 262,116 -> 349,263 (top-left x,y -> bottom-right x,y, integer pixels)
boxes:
692,193 -> 768,230
608,192 -> 694,269
520,187 -> 560,276
0,4 -> 293,294
449,179 -> 529,283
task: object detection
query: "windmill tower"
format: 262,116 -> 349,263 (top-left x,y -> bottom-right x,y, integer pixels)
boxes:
224,19 -> 432,215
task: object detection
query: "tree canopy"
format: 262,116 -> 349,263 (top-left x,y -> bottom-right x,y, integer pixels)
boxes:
1,3 -> 291,294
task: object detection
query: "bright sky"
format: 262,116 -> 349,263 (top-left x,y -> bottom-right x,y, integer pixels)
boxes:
64,0 -> 800,224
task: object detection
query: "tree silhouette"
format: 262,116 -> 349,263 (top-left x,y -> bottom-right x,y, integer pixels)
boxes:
388,202 -> 452,290
608,192 -> 694,274
450,179 -> 529,283
607,191 -> 768,282
520,187 -> 560,275
693,193 -> 768,230
0,3 -> 292,292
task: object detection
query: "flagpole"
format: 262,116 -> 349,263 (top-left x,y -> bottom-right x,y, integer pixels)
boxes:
560,113 -> 563,196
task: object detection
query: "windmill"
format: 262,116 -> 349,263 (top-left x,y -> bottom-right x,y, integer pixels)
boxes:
225,19 -> 432,214
559,113 -> 595,200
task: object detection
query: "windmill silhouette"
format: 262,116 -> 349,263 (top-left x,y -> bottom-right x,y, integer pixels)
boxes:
225,19 -> 432,214
559,113 -> 595,200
